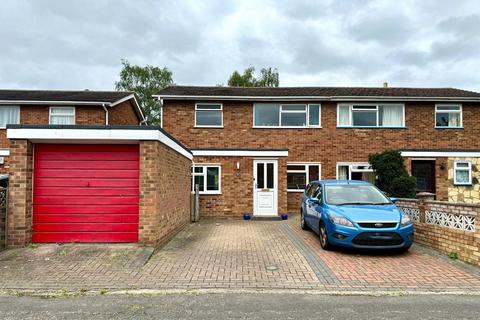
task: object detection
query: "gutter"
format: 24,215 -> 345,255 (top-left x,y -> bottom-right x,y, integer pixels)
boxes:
153,95 -> 480,103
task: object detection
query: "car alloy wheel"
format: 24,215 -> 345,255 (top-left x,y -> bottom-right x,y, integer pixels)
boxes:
319,223 -> 331,250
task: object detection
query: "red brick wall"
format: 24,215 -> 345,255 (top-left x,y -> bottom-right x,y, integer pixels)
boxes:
193,156 -> 288,217
6,140 -> 33,248
139,141 -> 192,246
163,100 -> 480,214
109,101 -> 141,125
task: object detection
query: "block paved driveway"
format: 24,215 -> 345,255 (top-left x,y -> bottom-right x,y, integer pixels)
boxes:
0,217 -> 479,292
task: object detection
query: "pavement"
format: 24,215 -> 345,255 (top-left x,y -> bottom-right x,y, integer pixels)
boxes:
0,293 -> 479,319
0,216 -> 479,293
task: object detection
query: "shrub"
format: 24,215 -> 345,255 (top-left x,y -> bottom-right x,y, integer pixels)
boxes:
391,176 -> 417,198
368,150 -> 417,198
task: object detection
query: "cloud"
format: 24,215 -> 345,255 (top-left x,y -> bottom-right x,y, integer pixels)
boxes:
0,0 -> 480,91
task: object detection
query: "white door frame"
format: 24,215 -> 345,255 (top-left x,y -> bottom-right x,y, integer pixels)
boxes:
253,159 -> 278,216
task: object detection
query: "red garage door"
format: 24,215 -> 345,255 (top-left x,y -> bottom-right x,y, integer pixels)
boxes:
32,144 -> 139,243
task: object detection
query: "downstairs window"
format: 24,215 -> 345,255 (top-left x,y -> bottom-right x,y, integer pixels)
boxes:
287,163 -> 320,191
192,165 -> 221,194
337,163 -> 375,184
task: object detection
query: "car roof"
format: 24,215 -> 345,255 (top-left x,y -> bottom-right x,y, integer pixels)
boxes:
313,180 -> 372,186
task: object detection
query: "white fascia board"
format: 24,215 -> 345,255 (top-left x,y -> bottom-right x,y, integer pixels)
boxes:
153,95 -> 480,102
192,149 -> 288,157
110,94 -> 146,122
401,151 -> 480,158
0,149 -> 10,156
7,128 -> 192,160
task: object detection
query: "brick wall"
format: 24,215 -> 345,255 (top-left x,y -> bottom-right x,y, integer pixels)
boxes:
193,156 -> 288,218
163,100 -> 480,183
6,140 -> 33,248
397,198 -> 480,266
287,192 -> 303,214
139,140 -> 192,246
109,100 -> 141,125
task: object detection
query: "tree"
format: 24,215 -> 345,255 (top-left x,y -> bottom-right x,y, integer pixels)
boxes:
368,150 -> 417,198
115,60 -> 173,125
227,67 -> 279,87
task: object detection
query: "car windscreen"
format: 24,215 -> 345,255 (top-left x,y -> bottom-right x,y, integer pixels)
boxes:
324,185 -> 391,205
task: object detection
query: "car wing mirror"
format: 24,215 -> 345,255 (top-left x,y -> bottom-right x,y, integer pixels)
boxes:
390,197 -> 398,203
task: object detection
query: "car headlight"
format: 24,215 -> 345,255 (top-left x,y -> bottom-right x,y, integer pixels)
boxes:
329,213 -> 354,227
400,214 -> 412,226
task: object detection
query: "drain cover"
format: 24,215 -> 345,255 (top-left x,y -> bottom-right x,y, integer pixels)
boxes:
266,266 -> 279,271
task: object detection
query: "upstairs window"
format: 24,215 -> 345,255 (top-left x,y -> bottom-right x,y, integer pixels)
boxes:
49,107 -> 75,125
337,163 -> 375,184
0,106 -> 20,128
195,103 -> 223,127
254,104 -> 320,128
192,165 -> 221,194
435,105 -> 462,128
287,163 -> 321,191
337,104 -> 404,127
454,161 -> 472,185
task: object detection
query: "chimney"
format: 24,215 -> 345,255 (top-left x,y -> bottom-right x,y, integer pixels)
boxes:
383,82 -> 388,88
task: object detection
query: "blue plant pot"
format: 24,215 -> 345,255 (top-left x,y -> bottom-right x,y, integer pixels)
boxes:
243,213 -> 251,220
281,214 -> 288,220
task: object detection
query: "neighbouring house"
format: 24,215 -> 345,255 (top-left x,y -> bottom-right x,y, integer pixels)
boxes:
1,90 -> 193,248
156,85 -> 480,218
0,89 -> 145,173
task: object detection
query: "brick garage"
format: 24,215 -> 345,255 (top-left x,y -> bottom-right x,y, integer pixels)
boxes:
4,126 -> 192,248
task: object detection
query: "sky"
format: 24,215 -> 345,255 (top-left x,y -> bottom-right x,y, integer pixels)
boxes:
1,0 -> 480,91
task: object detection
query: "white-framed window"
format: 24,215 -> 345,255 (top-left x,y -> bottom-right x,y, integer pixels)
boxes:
0,106 -> 20,128
454,161 -> 472,185
253,103 -> 321,128
336,163 -> 375,183
49,106 -> 75,125
192,164 -> 221,194
337,104 -> 405,128
195,103 -> 223,127
435,104 -> 462,128
287,163 -> 321,191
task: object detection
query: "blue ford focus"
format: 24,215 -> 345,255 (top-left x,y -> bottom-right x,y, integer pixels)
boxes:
300,180 -> 413,251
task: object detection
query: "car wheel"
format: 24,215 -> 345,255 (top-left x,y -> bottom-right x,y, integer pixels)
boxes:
300,209 -> 309,230
319,222 -> 331,250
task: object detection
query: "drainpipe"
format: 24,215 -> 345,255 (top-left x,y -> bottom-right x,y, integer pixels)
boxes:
102,103 -> 109,125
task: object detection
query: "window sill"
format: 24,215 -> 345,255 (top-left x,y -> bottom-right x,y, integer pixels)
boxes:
453,183 -> 472,187
435,126 -> 464,129
197,192 -> 222,195
336,126 -> 406,129
287,189 -> 305,193
252,126 -> 322,129
194,126 -> 224,129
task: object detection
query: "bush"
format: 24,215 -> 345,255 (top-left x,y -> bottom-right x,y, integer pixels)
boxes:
391,176 -> 417,198
368,149 -> 417,198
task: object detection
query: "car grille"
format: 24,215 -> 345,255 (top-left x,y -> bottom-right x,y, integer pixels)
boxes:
352,232 -> 403,247
357,222 -> 397,229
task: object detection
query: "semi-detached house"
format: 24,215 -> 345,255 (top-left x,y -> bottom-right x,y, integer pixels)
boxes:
157,85 -> 480,218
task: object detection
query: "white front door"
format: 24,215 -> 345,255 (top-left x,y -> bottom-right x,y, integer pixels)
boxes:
253,159 -> 278,216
